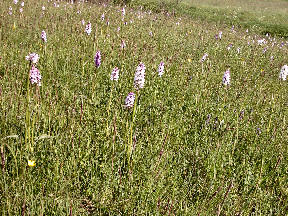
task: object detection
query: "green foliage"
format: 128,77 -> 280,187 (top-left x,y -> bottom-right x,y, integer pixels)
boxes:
131,0 -> 288,38
0,0 -> 288,215
113,0 -> 133,6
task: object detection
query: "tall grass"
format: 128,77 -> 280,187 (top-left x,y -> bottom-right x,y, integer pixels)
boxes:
0,0 -> 287,214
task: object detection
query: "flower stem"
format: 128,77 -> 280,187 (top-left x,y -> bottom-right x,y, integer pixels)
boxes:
25,63 -> 32,154
127,92 -> 138,166
106,82 -> 114,136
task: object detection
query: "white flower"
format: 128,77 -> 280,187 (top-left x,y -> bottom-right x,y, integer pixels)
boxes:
25,53 -> 39,64
21,1 -> 24,6
110,67 -> 119,81
121,7 -> 125,17
227,44 -> 233,51
279,65 -> 288,81
41,30 -> 47,42
201,53 -> 208,62
223,69 -> 230,85
42,6 -> 45,10
134,63 -> 146,89
257,39 -> 266,45
158,61 -> 164,77
219,31 -> 222,39
29,65 -> 42,86
85,22 -> 91,35
120,40 -> 126,49
13,0 -> 18,4
124,92 -> 135,108
237,47 -> 240,54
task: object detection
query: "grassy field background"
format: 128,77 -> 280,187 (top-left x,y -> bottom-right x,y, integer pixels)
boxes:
181,0 -> 288,13
133,0 -> 288,37
0,0 -> 288,215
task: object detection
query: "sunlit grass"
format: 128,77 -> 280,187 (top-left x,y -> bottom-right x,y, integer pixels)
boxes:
135,0 -> 288,37
0,0 -> 287,214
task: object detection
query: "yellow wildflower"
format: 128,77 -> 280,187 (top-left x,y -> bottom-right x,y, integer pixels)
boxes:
28,160 -> 36,167
188,58 -> 192,63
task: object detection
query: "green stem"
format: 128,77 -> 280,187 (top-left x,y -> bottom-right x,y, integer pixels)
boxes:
25,63 -> 31,152
128,92 -> 138,166
106,82 -> 114,136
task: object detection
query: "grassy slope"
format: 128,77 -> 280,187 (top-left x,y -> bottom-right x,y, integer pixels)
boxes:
132,0 -> 288,37
0,0 -> 288,215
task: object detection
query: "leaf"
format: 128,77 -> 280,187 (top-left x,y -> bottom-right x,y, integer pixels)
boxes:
36,134 -> 55,140
5,135 -> 19,139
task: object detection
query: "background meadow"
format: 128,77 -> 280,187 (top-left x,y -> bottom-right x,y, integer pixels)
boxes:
0,0 -> 288,215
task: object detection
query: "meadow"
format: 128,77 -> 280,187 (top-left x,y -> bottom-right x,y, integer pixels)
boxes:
134,0 -> 288,38
0,0 -> 288,215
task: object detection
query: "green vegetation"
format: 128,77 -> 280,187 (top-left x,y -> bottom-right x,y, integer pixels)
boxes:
0,0 -> 288,215
131,0 -> 288,37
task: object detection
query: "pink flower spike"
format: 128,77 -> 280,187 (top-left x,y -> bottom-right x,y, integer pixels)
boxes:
94,51 -> 101,68
158,61 -> 164,77
110,67 -> 119,81
134,62 -> 146,90
41,30 -> 47,42
279,65 -> 288,81
223,69 -> 231,86
29,65 -> 42,86
26,53 -> 39,64
85,22 -> 92,35
124,92 -> 135,108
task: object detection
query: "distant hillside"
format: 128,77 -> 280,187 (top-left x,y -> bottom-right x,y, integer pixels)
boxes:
131,0 -> 288,37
